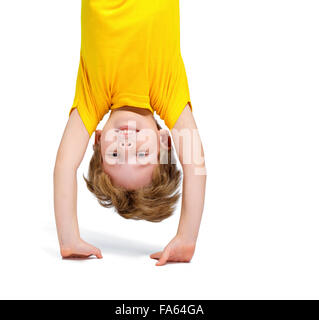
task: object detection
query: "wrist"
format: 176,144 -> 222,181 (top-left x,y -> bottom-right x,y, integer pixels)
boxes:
176,232 -> 197,246
59,233 -> 81,249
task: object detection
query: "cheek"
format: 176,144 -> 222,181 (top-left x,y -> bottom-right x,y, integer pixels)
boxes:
102,161 -> 115,175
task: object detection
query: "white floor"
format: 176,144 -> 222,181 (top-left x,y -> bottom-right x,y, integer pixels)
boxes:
1,170 -> 319,299
1,0 -> 319,299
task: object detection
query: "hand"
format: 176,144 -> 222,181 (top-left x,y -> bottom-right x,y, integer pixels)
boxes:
60,238 -> 103,259
150,235 -> 196,266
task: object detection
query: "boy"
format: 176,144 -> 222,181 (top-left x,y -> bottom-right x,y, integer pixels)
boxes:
54,0 -> 206,266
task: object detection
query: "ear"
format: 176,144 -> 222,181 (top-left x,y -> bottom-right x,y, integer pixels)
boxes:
94,130 -> 102,145
159,129 -> 172,150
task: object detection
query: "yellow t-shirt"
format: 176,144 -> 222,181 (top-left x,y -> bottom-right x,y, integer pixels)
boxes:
70,0 -> 192,136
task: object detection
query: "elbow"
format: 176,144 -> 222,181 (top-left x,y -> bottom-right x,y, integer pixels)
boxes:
181,159 -> 207,177
195,145 -> 207,176
53,158 -> 78,180
195,162 -> 207,177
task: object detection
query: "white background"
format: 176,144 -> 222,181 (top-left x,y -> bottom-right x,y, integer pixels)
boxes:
0,0 -> 318,299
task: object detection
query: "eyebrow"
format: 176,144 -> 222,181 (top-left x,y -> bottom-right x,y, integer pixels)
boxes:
115,162 -> 153,168
103,161 -> 155,171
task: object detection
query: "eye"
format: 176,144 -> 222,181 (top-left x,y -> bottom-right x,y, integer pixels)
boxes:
107,151 -> 118,158
137,151 -> 149,158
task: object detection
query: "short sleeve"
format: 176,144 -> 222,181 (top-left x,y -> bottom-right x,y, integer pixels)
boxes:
69,54 -> 101,137
154,57 -> 192,130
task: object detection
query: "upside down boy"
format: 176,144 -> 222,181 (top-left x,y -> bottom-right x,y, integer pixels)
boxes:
54,0 -> 206,266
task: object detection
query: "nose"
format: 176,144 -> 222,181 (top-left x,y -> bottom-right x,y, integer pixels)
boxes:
118,137 -> 135,149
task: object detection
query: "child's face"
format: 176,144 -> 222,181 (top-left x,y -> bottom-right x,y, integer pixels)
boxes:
97,107 -> 168,190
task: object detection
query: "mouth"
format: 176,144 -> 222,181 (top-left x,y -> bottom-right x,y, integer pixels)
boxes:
118,126 -> 140,135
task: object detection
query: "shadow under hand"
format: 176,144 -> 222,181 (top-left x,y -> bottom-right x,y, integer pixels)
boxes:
43,225 -> 162,259
80,228 -> 161,257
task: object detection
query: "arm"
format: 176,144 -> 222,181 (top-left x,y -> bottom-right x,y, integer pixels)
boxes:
150,104 -> 206,265
173,105 -> 206,243
54,109 -> 102,259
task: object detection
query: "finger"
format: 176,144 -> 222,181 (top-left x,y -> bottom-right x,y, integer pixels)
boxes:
62,253 -> 92,259
83,244 -> 103,259
94,248 -> 103,259
150,251 -> 162,260
156,247 -> 171,266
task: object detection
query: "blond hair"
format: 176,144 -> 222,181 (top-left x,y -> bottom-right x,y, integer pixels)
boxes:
84,131 -> 181,222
